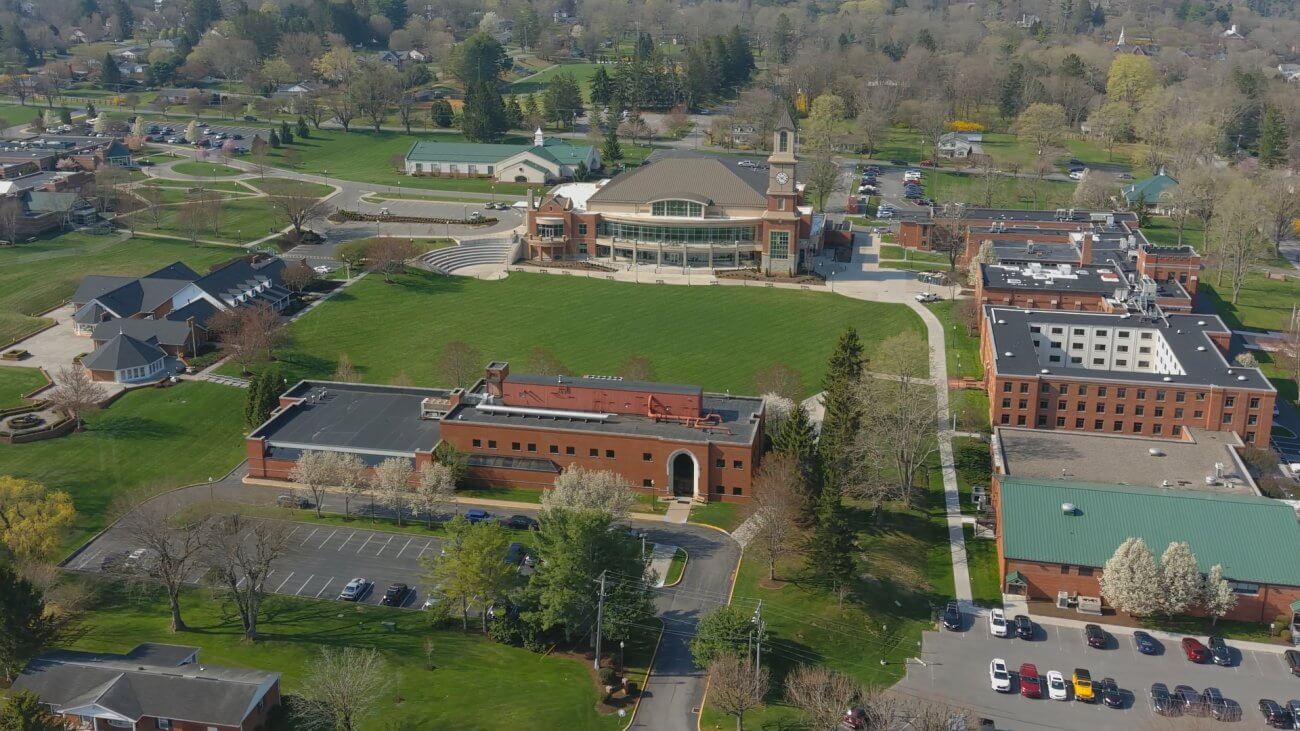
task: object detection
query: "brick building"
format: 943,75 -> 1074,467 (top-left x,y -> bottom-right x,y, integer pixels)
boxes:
522,110 -> 823,275
981,307 -> 1275,447
974,261 -> 1193,318
246,362 -> 765,503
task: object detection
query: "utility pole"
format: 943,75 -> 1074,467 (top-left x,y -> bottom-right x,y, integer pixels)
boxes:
751,600 -> 765,674
593,570 -> 607,670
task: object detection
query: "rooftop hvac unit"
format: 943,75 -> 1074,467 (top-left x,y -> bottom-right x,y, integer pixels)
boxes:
1148,448 -> 1165,456
1062,502 -> 1078,515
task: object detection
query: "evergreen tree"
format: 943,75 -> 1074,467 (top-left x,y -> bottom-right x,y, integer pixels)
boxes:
11,25 -> 37,66
772,403 -> 821,525
100,52 -> 123,89
460,80 -> 508,143
1257,105 -> 1289,168
431,99 -> 454,128
724,26 -> 754,87
245,367 -> 281,428
818,328 -> 865,486
773,13 -> 794,65
111,0 -> 134,37
805,481 -> 856,605
998,63 -> 1024,119
0,690 -> 66,730
589,66 -> 613,107
268,129 -> 281,148
601,126 -> 623,163
244,371 -> 265,428
296,116 -> 309,138
542,73 -> 584,129
0,562 -> 62,679
503,95 -> 523,129
280,120 -> 292,144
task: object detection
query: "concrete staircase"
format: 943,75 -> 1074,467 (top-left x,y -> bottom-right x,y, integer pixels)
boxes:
420,238 -> 514,275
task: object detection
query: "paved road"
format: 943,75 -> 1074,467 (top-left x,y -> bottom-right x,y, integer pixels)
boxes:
898,617 -> 1300,730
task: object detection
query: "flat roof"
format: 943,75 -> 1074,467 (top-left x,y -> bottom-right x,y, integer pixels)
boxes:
981,263 -> 1127,295
447,392 -> 762,445
506,372 -> 702,396
961,208 -> 1137,223
984,307 -> 1275,391
250,381 -> 448,458
995,427 -> 1256,493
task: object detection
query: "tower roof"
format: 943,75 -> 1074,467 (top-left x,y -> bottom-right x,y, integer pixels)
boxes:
775,106 -> 796,131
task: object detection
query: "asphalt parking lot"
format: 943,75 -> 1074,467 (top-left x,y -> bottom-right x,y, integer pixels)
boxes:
142,120 -> 271,152
897,613 -> 1300,730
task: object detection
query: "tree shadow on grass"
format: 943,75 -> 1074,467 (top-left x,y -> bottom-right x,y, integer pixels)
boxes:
89,416 -> 172,441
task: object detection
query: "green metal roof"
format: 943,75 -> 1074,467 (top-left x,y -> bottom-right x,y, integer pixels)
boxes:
1121,172 -> 1178,203
1000,476 -> 1300,587
405,139 -> 594,166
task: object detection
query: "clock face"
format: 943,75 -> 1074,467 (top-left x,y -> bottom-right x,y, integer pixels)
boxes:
776,171 -> 789,185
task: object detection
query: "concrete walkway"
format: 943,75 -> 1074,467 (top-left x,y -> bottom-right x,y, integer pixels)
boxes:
647,543 -> 678,588
663,500 -> 691,524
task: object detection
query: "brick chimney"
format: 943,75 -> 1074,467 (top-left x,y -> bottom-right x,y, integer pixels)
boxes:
484,361 -> 509,397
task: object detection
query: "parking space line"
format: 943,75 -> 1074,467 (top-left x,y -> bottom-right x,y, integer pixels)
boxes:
396,537 -> 414,558
374,535 -> 394,556
417,541 -> 434,558
236,575 -> 247,590
318,529 -> 338,549
337,531 -> 356,551
300,528 -> 319,546
285,526 -> 300,540
74,548 -> 103,570
295,575 -> 315,595
315,576 -> 335,598
356,534 -> 374,554
274,571 -> 295,593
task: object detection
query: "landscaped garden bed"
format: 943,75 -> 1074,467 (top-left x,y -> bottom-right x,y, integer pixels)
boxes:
523,259 -> 616,272
1,348 -> 30,360
715,268 -> 826,285
328,209 -> 497,226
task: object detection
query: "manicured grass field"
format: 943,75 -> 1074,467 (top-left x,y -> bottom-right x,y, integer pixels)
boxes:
925,300 -> 982,380
120,195 -> 285,244
140,180 -> 250,194
925,169 -> 1075,210
0,103 -> 46,127
225,271 -> 927,397
963,526 -> 1002,607
950,389 -> 992,432
688,500 -> 742,532
508,62 -> 601,99
0,382 -> 247,548
70,583 -> 643,731
1200,274 -> 1300,332
0,232 -> 237,344
879,244 -> 948,265
171,161 -> 246,177
244,177 -> 335,198
699,474 -> 955,728
0,367 -> 46,409
1142,216 -> 1206,251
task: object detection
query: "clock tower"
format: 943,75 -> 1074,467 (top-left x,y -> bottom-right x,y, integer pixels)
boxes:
761,108 -> 801,275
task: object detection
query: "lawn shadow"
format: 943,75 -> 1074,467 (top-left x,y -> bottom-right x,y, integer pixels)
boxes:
90,415 -> 173,441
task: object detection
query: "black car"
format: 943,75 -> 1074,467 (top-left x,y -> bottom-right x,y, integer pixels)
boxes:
1013,614 -> 1033,639
1097,677 -> 1123,708
1084,623 -> 1108,649
503,514 -> 538,530
380,583 -> 410,606
232,133 -> 244,140
1286,649 -> 1300,677
941,601 -> 961,630
1175,684 -> 1205,716
1151,683 -> 1176,716
1202,687 -> 1229,720
889,159 -> 909,166
1132,630 -> 1159,655
1207,635 -> 1232,666
1259,699 -> 1291,728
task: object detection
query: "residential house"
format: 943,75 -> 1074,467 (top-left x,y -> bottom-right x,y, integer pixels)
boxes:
1277,63 -> 1300,82
1120,168 -> 1179,212
937,132 -> 982,159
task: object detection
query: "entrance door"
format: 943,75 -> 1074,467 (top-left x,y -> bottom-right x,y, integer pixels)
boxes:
671,453 -> 695,498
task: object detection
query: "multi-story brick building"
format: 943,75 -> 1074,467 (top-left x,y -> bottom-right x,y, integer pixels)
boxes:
980,307 -> 1275,447
974,261 -> 1193,318
246,362 -> 765,503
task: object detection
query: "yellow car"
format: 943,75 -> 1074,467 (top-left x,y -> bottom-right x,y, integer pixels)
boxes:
1072,668 -> 1094,702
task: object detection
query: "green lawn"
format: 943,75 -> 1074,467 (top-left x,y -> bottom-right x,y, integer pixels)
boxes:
963,526 -> 1001,608
950,389 -> 991,433
70,583 -> 642,731
1142,216 -> 1205,251
879,244 -> 948,265
0,382 -> 247,548
0,232 -> 237,345
222,271 -> 927,397
880,260 -> 945,273
0,103 -> 47,127
508,62 -> 601,99
120,195 -> 285,243
0,367 -> 46,409
953,436 -> 992,511
664,547 -> 687,586
262,130 -> 535,195
925,300 -> 982,380
700,474 -> 955,728
171,161 -> 246,178
688,501 -> 742,532
244,177 -> 334,198
140,180 -> 251,194
926,170 -> 1076,210
1200,273 -> 1300,332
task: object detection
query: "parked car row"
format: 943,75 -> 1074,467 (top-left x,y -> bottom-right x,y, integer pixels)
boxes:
988,608 -> 1034,639
988,659 -> 1125,709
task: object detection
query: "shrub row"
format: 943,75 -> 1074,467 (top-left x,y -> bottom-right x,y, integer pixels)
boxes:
330,209 -> 497,226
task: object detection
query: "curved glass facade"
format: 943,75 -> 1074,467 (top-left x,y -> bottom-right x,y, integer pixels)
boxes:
598,221 -> 757,243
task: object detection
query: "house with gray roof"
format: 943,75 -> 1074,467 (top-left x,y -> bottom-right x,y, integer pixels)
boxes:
12,643 -> 281,731
404,128 -> 600,184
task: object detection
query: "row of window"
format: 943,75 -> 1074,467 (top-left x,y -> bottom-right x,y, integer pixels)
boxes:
467,438 -> 746,470
651,199 -> 704,217
1048,354 -> 1153,368
769,231 -> 790,259
597,221 -> 758,243
1005,381 -> 1225,404
1030,325 -> 1156,340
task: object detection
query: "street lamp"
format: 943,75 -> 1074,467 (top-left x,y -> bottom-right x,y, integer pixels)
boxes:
619,640 -> 625,670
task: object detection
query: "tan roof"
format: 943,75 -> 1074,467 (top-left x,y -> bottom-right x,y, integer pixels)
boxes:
587,156 -> 767,208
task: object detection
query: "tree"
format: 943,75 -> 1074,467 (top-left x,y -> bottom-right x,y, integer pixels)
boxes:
332,352 -> 358,382
0,690 -> 67,730
540,466 -> 636,519
619,355 -> 655,382
290,451 -> 334,518
100,52 -> 122,89
1105,55 -> 1158,107
461,80 -> 508,143
771,404 -> 820,524
1259,172 -> 1300,257
447,32 -> 510,85
373,457 -> 414,527
202,514 -> 291,640
1072,170 -> 1117,210
1201,564 -> 1238,626
804,152 -> 838,213
1015,103 -> 1067,157
281,262 -> 318,293
524,346 -> 568,375
805,481 -> 855,606
601,126 -> 623,164
753,363 -> 802,402
415,462 -> 457,528
323,91 -> 359,133
266,181 -> 328,238
45,367 -> 106,431
332,452 -> 368,519
244,367 -> 282,428
347,60 -> 400,133
293,647 -> 389,731
296,116 -> 310,139
542,72 -> 584,129
1210,177 -> 1270,305
784,664 -> 862,731
743,453 -> 803,581
818,328 -> 864,484
439,341 -> 483,388
0,477 -> 77,562
708,655 -> 769,731
590,66 -> 613,106
121,499 -> 209,632
0,561 -> 63,680
1099,537 -> 1163,616
1257,106 -> 1289,168
210,303 -> 283,374
365,237 -> 419,283
268,129 -> 281,148
691,605 -> 763,667
1159,541 -> 1202,618
0,198 -> 20,245
850,333 -> 937,509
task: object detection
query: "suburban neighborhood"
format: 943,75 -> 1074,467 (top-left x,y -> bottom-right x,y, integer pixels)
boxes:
1,0 -> 1300,729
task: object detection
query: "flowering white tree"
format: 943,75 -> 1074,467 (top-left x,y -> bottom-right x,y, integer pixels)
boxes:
1201,564 -> 1238,625
1099,537 -> 1163,616
331,452 -> 368,519
289,450 -> 333,517
540,465 -> 637,518
415,462 -> 457,528
761,392 -> 795,439
373,457 -> 414,526
1159,541 -> 1202,617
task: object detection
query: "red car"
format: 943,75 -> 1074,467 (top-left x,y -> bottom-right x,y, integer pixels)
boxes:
1019,663 -> 1043,698
1181,637 -> 1210,663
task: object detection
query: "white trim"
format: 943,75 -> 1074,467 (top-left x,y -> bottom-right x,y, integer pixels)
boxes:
665,449 -> 700,499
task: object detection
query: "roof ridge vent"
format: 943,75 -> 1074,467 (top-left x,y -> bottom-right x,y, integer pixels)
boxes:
1061,502 -> 1078,515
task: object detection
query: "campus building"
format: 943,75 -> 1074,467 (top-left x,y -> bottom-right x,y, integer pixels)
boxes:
402,128 -> 600,184
980,307 -> 1275,447
989,427 -> 1300,624
521,111 -> 824,275
246,362 -> 765,503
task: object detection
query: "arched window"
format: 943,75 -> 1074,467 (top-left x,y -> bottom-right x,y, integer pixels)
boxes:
650,200 -> 704,217
778,131 -> 788,153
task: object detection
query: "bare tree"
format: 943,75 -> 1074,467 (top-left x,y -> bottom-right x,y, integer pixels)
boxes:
1210,178 -> 1270,305
293,647 -> 389,731
295,91 -> 329,129
265,181 -> 329,238
323,91 -> 359,132
524,346 -> 568,375
374,457 -> 414,526
195,189 -> 223,236
281,262 -> 319,292
347,61 -> 401,132
46,367 -> 107,430
134,186 -> 166,229
0,197 -> 21,245
121,500 -> 210,632
804,151 -> 839,213
1259,172 -> 1300,258
365,237 -> 419,283
289,450 -> 334,518
202,514 -> 291,640
176,199 -> 207,246
708,655 -> 769,731
929,203 -> 969,272
439,341 -> 483,388
209,303 -> 283,373
395,91 -> 418,134
753,363 -> 803,401
742,452 -> 803,581
620,355 -> 656,381
332,452 -> 369,519
784,664 -> 862,731
332,352 -> 359,382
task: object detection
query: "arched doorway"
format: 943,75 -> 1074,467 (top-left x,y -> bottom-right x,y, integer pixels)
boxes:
669,452 -> 697,499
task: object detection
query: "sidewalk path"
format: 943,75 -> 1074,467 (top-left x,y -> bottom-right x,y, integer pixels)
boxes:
647,543 -> 678,588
